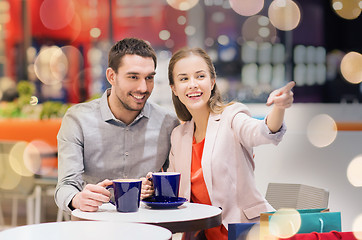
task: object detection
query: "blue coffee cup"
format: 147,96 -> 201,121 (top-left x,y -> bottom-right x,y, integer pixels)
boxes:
106,179 -> 142,212
152,172 -> 181,201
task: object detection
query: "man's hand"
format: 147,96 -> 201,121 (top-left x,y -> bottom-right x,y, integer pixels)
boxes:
71,179 -> 112,212
140,172 -> 154,199
266,81 -> 295,109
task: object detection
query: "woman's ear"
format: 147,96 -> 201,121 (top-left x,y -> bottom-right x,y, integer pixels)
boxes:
106,68 -> 115,86
170,85 -> 178,96
211,78 -> 216,90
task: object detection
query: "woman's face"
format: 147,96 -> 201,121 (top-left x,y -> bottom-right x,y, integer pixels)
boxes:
171,54 -> 215,114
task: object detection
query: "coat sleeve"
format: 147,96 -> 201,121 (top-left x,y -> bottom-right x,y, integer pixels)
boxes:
167,129 -> 177,172
228,103 -> 286,148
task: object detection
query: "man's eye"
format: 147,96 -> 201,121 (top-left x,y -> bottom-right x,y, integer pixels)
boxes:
129,76 -> 138,80
146,76 -> 154,80
180,77 -> 188,81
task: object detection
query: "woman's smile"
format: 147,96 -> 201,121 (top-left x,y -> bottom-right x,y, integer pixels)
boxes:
186,91 -> 203,99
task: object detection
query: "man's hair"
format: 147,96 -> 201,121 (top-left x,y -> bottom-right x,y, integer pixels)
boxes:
108,38 -> 157,73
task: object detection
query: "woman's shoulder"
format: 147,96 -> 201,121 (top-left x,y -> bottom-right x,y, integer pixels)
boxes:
171,120 -> 193,135
222,102 -> 251,116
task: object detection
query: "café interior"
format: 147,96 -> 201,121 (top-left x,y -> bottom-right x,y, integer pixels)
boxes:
0,0 -> 361,239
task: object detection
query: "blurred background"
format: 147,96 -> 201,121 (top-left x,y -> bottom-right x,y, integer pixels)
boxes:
0,0 -> 361,236
0,0 -> 360,108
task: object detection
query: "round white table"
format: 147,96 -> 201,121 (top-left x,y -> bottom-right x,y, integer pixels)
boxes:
72,202 -> 222,233
0,221 -> 172,240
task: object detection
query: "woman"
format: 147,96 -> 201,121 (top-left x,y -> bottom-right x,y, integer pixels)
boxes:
167,47 -> 294,239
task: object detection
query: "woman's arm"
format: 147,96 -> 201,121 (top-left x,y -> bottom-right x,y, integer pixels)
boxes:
265,81 -> 295,133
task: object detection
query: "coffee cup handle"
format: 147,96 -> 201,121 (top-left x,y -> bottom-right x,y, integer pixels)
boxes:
106,185 -> 115,206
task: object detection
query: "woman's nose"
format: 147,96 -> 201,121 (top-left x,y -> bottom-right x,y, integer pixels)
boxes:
188,77 -> 198,89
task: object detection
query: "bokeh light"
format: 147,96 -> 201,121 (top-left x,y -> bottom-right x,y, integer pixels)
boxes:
34,45 -> 83,86
268,0 -> 301,31
177,15 -> 187,25
347,155 -> 362,187
332,0 -> 361,20
0,153 -> 22,191
23,141 -> 43,175
352,214 -> 362,239
340,51 -> 362,84
165,39 -> 175,49
217,35 -> 230,46
167,0 -> 199,11
185,25 -> 196,36
28,140 -> 56,176
242,15 -> 277,43
34,46 -> 68,85
229,0 -> 264,16
159,30 -> 171,40
9,142 -> 39,177
40,0 -> 75,30
90,27 -> 101,38
205,37 -> 215,47
29,96 -> 39,105
307,114 -> 337,148
269,208 -> 301,238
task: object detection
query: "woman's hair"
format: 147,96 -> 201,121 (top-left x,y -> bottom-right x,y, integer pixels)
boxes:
108,38 -> 157,72
168,47 -> 230,121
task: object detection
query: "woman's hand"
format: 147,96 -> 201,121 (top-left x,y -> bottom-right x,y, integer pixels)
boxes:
266,81 -> 295,109
140,172 -> 154,199
265,81 -> 295,133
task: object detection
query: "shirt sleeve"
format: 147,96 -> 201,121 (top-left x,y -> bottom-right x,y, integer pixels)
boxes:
54,108 -> 85,213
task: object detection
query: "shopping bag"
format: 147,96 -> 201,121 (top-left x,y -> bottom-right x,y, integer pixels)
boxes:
274,231 -> 358,240
260,208 -> 341,239
228,223 -> 256,240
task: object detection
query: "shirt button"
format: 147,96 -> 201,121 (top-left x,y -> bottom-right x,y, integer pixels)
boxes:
125,152 -> 129,156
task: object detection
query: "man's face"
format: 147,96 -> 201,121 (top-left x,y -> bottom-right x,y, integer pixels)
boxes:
108,54 -> 155,112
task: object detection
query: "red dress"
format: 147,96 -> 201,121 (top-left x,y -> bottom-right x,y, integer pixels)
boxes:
190,137 -> 228,240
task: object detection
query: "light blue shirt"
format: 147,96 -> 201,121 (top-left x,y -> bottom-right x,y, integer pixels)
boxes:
55,89 -> 180,212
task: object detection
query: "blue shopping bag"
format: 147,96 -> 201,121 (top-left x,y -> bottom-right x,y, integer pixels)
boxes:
260,208 -> 341,238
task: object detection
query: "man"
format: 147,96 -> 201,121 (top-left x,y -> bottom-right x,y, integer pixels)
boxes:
55,38 -> 180,213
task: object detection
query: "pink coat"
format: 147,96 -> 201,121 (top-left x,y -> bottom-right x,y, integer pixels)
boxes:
168,103 -> 286,229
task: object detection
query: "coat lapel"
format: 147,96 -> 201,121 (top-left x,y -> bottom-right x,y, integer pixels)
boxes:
201,112 -> 221,202
178,120 -> 194,200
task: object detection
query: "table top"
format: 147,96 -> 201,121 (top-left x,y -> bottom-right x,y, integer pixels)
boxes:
72,202 -> 222,233
0,221 -> 172,240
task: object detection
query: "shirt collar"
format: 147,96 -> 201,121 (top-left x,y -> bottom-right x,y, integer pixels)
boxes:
100,88 -> 151,123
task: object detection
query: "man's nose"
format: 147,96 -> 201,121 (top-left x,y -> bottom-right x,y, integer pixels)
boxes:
137,79 -> 148,92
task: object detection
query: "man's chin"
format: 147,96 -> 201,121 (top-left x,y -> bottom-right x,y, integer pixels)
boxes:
126,102 -> 146,112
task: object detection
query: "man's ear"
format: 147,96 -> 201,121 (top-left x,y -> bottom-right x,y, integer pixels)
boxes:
106,68 -> 115,85
170,85 -> 178,96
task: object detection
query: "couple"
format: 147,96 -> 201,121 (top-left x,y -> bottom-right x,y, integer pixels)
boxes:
55,37 -> 294,239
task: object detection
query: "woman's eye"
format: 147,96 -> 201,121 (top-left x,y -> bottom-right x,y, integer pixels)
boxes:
198,75 -> 205,79
180,77 -> 188,81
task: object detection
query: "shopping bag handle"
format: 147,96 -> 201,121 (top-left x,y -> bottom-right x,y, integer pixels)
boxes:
319,218 -> 324,233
